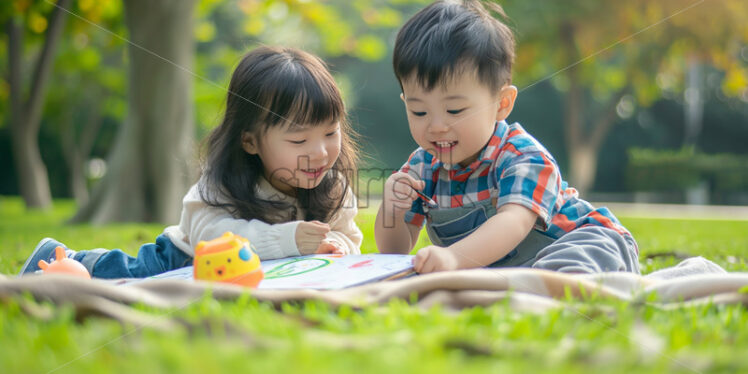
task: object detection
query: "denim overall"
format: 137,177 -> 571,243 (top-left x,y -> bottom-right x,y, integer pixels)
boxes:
424,197 -> 556,267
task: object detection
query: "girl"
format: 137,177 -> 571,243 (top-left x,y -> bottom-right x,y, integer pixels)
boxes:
20,46 -> 363,278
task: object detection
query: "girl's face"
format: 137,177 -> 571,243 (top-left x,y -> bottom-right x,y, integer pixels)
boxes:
242,121 -> 342,196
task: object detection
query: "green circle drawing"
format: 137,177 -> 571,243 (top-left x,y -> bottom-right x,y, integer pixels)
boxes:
264,258 -> 332,279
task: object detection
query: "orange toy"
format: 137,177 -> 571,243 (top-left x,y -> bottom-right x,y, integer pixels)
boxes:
38,246 -> 91,279
193,232 -> 263,288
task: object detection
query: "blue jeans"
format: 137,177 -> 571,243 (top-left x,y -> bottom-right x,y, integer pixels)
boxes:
74,234 -> 192,279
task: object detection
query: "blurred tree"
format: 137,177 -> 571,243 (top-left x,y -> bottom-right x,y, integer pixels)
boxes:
72,0 -> 417,223
10,0 -> 744,219
72,0 -> 196,223
190,0 -> 415,136
1,0 -> 125,208
505,0 -> 748,193
44,1 -> 126,206
2,0 -> 71,210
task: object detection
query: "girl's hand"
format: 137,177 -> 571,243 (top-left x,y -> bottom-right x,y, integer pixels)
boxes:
413,245 -> 460,273
296,220 -> 330,255
315,239 -> 348,255
383,172 -> 425,215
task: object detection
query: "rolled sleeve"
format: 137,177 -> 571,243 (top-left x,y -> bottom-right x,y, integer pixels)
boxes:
326,187 -> 364,254
403,207 -> 426,227
166,182 -> 303,260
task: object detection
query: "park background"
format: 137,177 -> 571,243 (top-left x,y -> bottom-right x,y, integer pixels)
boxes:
1,0 -> 747,224
1,1 -> 748,373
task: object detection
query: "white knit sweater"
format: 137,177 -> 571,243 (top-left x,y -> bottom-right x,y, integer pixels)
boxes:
163,177 -> 362,259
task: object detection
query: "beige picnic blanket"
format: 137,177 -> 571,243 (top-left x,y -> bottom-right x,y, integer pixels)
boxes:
1,257 -> 747,331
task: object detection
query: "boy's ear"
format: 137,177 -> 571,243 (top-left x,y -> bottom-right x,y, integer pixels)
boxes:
399,92 -> 405,103
495,85 -> 518,122
241,131 -> 259,155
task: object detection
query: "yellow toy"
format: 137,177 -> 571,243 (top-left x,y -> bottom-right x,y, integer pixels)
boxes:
193,232 -> 263,288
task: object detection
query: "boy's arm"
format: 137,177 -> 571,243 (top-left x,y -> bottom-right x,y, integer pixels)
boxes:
375,170 -> 426,254
374,203 -> 421,254
376,150 -> 431,254
413,203 -> 537,273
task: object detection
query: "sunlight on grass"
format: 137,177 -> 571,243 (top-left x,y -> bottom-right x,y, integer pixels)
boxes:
2,196 -> 747,273
2,196 -> 748,373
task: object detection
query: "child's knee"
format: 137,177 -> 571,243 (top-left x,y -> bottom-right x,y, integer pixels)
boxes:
531,227 -> 638,273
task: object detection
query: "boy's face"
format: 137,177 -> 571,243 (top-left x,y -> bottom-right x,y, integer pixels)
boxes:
401,71 -> 514,167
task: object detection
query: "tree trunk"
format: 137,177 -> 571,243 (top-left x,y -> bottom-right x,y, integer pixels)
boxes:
68,153 -> 89,205
683,55 -> 704,147
6,0 -> 71,210
559,23 -> 630,195
562,61 -> 598,194
61,100 -> 102,206
564,89 -> 628,194
9,122 -> 53,209
72,0 -> 196,224
563,81 -> 596,194
568,144 -> 598,196
559,22 -> 592,194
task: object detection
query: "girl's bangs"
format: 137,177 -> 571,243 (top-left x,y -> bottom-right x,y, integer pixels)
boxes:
260,66 -> 344,130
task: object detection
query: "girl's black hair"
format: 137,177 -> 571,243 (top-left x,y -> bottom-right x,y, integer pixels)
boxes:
200,46 -> 358,223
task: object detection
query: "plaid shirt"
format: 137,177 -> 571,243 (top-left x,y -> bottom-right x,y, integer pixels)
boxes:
400,121 -> 632,241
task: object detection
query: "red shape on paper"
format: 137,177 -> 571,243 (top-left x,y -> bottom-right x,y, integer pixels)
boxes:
349,259 -> 374,268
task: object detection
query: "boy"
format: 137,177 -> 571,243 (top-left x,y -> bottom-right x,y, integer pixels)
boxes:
374,0 -> 639,274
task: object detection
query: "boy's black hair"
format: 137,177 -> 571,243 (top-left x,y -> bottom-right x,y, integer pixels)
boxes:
393,0 -> 515,93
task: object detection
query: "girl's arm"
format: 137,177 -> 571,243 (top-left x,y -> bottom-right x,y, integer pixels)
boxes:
324,187 -> 363,254
165,184 -> 302,260
374,204 -> 421,254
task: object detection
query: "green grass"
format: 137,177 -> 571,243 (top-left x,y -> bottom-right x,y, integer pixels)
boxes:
2,196 -> 748,373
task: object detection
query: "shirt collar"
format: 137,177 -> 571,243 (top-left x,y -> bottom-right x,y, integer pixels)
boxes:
432,121 -> 506,173
257,175 -> 295,203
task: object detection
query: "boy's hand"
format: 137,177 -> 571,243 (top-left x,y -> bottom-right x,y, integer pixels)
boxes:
383,172 -> 425,214
296,220 -> 330,255
413,245 -> 461,273
315,239 -> 348,255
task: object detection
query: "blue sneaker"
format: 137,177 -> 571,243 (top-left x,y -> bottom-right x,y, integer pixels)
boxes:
18,238 -> 77,276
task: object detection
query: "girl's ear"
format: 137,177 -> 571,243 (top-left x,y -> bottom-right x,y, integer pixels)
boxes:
399,92 -> 405,102
495,85 -> 518,122
241,131 -> 259,155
